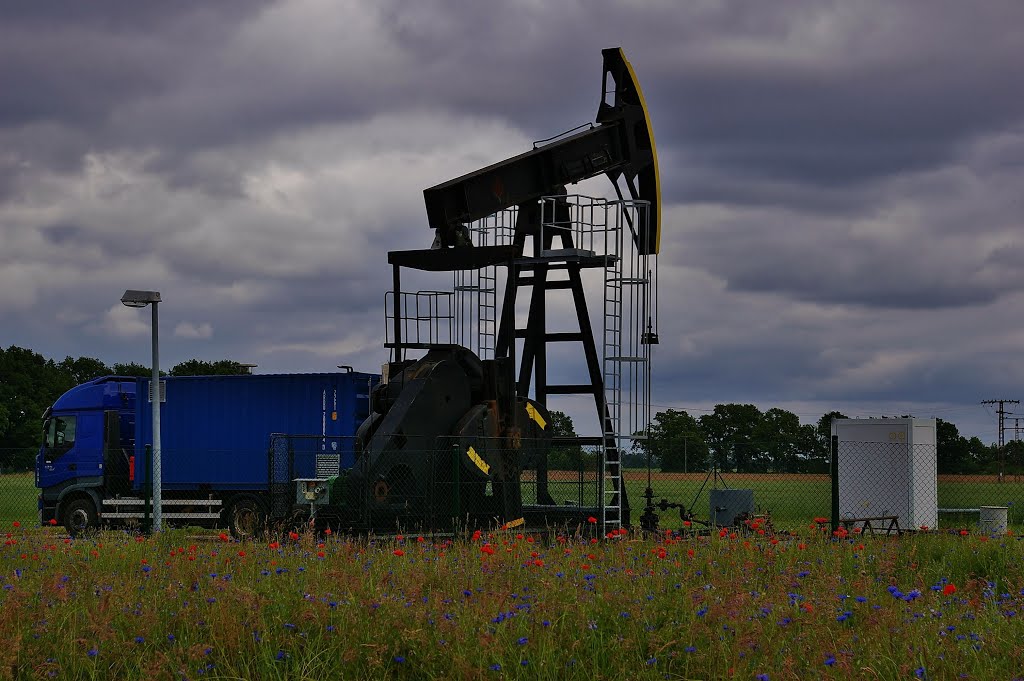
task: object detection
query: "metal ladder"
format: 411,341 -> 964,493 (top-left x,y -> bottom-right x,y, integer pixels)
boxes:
601,234 -> 625,530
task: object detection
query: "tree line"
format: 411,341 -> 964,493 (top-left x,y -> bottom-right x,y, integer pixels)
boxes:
626,406 -> 1020,476
3,344 -> 1018,476
0,345 -> 250,469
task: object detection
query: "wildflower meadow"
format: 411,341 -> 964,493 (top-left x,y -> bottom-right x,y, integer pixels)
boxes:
1,520 -> 1023,680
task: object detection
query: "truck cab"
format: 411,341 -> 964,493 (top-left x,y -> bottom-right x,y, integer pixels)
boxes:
37,377 -> 136,530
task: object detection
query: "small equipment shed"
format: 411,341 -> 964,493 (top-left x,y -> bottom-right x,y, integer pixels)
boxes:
831,417 -> 937,531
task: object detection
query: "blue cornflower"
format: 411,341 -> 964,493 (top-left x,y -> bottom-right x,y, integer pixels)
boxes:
489,663 -> 502,671
685,646 -> 697,653
134,636 -> 145,644
87,648 -> 98,658
520,660 -> 528,667
646,657 -> 657,666
697,607 -> 708,617
276,650 -> 286,661
167,634 -> 175,643
756,675 -> 770,681
825,655 -> 836,666
542,620 -> 551,627
915,668 -> 926,679
517,637 -> 528,646
855,596 -> 867,603
394,656 -> 406,663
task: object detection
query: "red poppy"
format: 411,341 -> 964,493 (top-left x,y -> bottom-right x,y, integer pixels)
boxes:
587,517 -> 597,524
942,584 -> 956,595
393,549 -> 405,557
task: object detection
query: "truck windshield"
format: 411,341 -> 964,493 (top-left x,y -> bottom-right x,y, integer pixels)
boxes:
43,415 -> 76,458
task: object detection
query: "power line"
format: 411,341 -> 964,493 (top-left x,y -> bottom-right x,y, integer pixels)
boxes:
981,399 -> 1019,481
981,399 -> 1019,449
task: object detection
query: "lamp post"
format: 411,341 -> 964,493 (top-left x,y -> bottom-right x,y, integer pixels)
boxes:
120,289 -> 163,532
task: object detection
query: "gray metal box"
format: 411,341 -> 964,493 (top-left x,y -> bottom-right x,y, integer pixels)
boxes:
710,488 -> 754,526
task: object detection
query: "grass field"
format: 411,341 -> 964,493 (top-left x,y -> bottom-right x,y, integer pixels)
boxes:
0,524 -> 1022,679
0,473 -> 36,525
539,470 -> 1024,530
8,470 -> 1024,532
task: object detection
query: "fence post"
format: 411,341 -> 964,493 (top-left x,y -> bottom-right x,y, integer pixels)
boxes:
830,435 -> 839,533
451,444 -> 460,520
143,444 -> 153,533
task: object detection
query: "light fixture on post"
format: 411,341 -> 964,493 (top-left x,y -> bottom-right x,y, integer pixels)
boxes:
120,289 -> 163,532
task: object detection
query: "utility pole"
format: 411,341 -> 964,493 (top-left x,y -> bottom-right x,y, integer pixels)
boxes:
981,399 -> 1019,483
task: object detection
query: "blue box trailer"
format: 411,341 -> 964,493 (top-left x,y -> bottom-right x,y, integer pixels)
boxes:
133,372 -> 374,491
37,370 -> 378,535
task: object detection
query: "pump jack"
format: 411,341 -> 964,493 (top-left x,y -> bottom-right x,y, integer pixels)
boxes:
346,48 -> 661,533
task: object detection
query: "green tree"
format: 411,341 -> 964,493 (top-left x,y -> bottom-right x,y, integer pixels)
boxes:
547,410 -> 586,471
113,362 -> 158,377
57,356 -> 111,386
170,359 -> 251,376
1004,440 -> 1024,480
936,418 -> 972,474
966,437 -> 994,474
816,411 -> 848,456
0,346 -> 68,469
754,408 -> 816,473
633,409 -> 708,473
699,404 -> 763,472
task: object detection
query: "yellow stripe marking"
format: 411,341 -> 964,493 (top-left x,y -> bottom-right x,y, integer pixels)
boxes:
504,517 -> 525,529
526,403 -> 547,430
467,446 -> 490,475
619,48 -> 661,254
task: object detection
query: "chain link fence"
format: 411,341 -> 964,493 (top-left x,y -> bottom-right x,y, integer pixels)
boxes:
6,438 -> 1022,534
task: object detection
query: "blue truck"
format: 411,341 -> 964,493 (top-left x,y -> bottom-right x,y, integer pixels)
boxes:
36,370 -> 378,535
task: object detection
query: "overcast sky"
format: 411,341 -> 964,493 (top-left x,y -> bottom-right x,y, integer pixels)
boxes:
1,1 -> 1022,442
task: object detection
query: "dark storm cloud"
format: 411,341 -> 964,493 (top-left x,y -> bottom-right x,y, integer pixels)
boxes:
681,219 -> 1023,310
0,1 -> 273,127
1,0 -> 1022,443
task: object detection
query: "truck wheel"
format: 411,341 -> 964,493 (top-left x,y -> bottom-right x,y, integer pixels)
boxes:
227,497 -> 265,540
62,498 -> 97,537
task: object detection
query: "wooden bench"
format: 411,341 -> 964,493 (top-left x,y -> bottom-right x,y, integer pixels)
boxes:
838,515 -> 900,536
